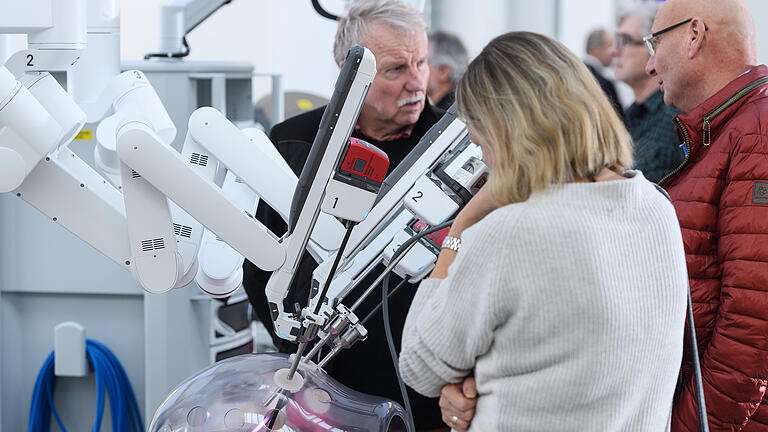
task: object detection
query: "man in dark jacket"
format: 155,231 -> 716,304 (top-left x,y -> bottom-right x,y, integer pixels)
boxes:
242,1 -> 447,430
585,28 -> 625,117
612,5 -> 684,182
646,0 -> 768,430
427,30 -> 468,111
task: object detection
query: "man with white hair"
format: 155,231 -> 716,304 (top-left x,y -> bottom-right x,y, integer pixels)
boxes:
242,1 -> 446,430
612,5 -> 684,182
427,30 -> 468,110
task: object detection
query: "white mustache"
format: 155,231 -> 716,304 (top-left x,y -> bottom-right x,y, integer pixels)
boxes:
397,93 -> 424,108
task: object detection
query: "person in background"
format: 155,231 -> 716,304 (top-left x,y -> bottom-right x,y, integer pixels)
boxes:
400,31 -> 688,431
242,0 -> 448,430
645,0 -> 768,430
584,28 -> 624,117
427,30 -> 468,110
612,4 -> 684,183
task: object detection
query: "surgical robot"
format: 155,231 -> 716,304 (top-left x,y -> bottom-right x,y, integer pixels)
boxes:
0,1 -> 488,430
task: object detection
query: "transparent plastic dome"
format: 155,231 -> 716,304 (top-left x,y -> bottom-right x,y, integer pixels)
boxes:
149,353 -> 411,432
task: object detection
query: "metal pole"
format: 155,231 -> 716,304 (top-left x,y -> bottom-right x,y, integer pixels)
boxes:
271,74 -> 284,125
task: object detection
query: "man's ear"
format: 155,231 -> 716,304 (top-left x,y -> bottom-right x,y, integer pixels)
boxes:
688,17 -> 707,59
339,61 -> 344,69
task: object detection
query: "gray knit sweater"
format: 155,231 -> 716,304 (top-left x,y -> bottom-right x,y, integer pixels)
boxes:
400,172 -> 688,431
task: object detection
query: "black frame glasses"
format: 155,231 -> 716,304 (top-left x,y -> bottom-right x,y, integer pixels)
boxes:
642,18 -> 693,56
615,33 -> 645,51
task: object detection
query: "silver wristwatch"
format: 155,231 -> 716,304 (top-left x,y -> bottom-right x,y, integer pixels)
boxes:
441,235 -> 461,252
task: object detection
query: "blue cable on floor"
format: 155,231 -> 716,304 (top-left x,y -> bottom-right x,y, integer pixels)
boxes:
28,339 -> 143,432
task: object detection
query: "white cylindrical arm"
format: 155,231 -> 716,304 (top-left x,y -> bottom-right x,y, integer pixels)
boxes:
28,0 -> 87,50
112,71 -> 176,145
0,67 -> 63,193
0,65 -> 16,98
19,72 -> 86,146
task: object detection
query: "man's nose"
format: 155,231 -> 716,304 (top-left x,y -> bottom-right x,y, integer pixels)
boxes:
405,66 -> 427,92
610,42 -> 620,58
645,55 -> 657,77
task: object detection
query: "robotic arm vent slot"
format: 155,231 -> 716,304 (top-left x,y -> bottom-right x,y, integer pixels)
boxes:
173,223 -> 193,238
190,153 -> 208,166
140,238 -> 166,252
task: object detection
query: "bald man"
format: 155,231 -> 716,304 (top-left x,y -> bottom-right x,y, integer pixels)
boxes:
434,1 -> 768,431
644,1 -> 768,431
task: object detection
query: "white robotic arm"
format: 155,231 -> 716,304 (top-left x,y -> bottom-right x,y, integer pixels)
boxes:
185,107 -> 347,258
0,66 -> 69,193
150,0 -> 234,58
265,46 -> 376,342
298,108 -> 487,369
308,109 -> 473,310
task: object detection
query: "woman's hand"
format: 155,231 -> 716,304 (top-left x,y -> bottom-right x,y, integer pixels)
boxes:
439,376 -> 478,431
449,184 -> 498,238
430,184 -> 497,279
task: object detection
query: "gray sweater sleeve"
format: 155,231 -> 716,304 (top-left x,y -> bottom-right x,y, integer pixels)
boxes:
399,210 -> 520,397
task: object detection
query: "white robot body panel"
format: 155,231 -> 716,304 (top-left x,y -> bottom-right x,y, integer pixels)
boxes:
120,152 -> 180,294
169,200 -> 203,288
404,175 -> 459,226
321,178 -> 377,223
13,149 -> 131,269
4,49 -> 84,77
382,229 -> 436,282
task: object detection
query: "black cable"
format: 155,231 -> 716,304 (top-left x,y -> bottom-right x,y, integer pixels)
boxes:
380,219 -> 454,432
314,220 -> 355,315
687,288 -> 710,432
311,0 -> 339,21
143,36 -> 191,60
360,278 -> 408,326
382,272 -> 416,432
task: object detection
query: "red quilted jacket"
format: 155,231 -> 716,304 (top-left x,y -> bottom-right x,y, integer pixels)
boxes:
661,65 -> 768,432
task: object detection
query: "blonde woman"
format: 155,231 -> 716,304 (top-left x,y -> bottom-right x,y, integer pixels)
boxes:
399,32 -> 688,431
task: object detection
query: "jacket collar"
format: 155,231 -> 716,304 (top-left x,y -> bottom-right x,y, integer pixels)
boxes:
675,64 -> 768,149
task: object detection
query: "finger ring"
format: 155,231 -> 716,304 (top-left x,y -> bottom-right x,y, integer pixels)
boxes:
450,415 -> 459,427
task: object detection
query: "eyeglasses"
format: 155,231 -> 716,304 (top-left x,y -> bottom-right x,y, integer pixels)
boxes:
642,18 -> 693,56
615,33 -> 645,52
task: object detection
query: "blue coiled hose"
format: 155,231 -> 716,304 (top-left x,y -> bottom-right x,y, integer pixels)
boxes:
28,339 -> 143,432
